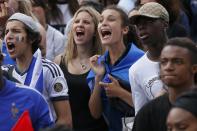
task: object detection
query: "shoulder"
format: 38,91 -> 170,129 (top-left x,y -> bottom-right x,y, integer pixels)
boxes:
130,44 -> 144,55
42,58 -> 62,78
129,54 -> 146,73
54,54 -> 64,65
139,94 -> 169,113
15,83 -> 46,102
16,83 -> 41,95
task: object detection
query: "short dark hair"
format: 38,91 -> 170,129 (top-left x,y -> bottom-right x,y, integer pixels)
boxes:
165,37 -> 197,64
25,26 -> 41,54
80,0 -> 104,13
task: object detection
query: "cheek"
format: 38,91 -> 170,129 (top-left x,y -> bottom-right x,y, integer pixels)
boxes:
72,23 -> 77,31
113,27 -> 123,38
87,25 -> 95,35
32,7 -> 45,18
179,66 -> 192,75
185,122 -> 197,131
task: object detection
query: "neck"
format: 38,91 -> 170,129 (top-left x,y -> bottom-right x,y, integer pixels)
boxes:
147,49 -> 162,61
16,54 -> 33,73
147,36 -> 167,61
168,83 -> 195,104
76,44 -> 92,60
108,42 -> 126,65
39,17 -> 47,30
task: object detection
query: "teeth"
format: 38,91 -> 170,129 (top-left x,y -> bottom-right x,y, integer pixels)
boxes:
76,30 -> 85,37
7,42 -> 15,50
140,34 -> 148,39
101,30 -> 111,38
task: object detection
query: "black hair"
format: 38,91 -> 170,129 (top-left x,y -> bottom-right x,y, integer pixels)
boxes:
80,0 -> 104,13
31,0 -> 46,9
42,125 -> 73,131
25,26 -> 41,54
98,0 -> 119,7
47,0 -> 79,23
31,0 -> 50,24
173,91 -> 197,118
165,37 -> 197,64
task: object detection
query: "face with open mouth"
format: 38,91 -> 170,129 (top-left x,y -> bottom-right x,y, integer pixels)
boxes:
135,17 -> 166,47
73,11 -> 96,45
5,21 -> 29,59
98,9 -> 126,46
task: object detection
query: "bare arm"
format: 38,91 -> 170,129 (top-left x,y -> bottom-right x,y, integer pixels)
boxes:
53,100 -> 72,128
53,54 -> 63,64
117,87 -> 133,106
88,55 -> 105,119
89,76 -> 103,119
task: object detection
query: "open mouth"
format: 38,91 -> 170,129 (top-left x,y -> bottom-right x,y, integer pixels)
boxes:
7,42 -> 15,51
76,30 -> 85,37
140,35 -> 148,39
139,33 -> 149,40
101,30 -> 112,39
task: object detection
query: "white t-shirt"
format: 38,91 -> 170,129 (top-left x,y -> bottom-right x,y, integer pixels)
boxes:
46,25 -> 66,61
129,53 -> 164,114
2,58 -> 69,121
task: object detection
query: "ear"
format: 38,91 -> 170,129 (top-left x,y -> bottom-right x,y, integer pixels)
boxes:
192,64 -> 197,74
122,26 -> 129,35
163,21 -> 169,31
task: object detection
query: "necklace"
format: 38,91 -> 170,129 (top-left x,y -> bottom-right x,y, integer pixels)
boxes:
79,61 -> 87,70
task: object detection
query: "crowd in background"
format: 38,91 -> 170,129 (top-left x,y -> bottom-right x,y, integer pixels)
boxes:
0,0 -> 196,131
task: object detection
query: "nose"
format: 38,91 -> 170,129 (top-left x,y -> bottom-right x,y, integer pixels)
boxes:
5,31 -> 14,41
163,62 -> 175,72
100,18 -> 108,26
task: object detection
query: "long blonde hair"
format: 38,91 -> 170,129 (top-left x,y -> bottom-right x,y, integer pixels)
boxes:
64,6 -> 103,65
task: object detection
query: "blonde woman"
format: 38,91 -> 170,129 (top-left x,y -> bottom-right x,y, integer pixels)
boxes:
54,6 -> 108,130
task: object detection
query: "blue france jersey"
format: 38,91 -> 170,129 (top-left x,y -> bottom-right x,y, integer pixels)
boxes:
0,78 -> 54,131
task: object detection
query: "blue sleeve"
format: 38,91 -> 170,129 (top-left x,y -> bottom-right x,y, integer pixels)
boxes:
32,92 -> 54,130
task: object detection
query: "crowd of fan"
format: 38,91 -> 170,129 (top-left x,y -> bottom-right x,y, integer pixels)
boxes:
0,0 -> 196,131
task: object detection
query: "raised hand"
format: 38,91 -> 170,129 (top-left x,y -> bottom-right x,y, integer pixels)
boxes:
89,55 -> 105,78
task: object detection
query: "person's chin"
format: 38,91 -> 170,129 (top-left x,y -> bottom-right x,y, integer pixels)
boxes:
164,80 -> 178,88
9,55 -> 17,60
